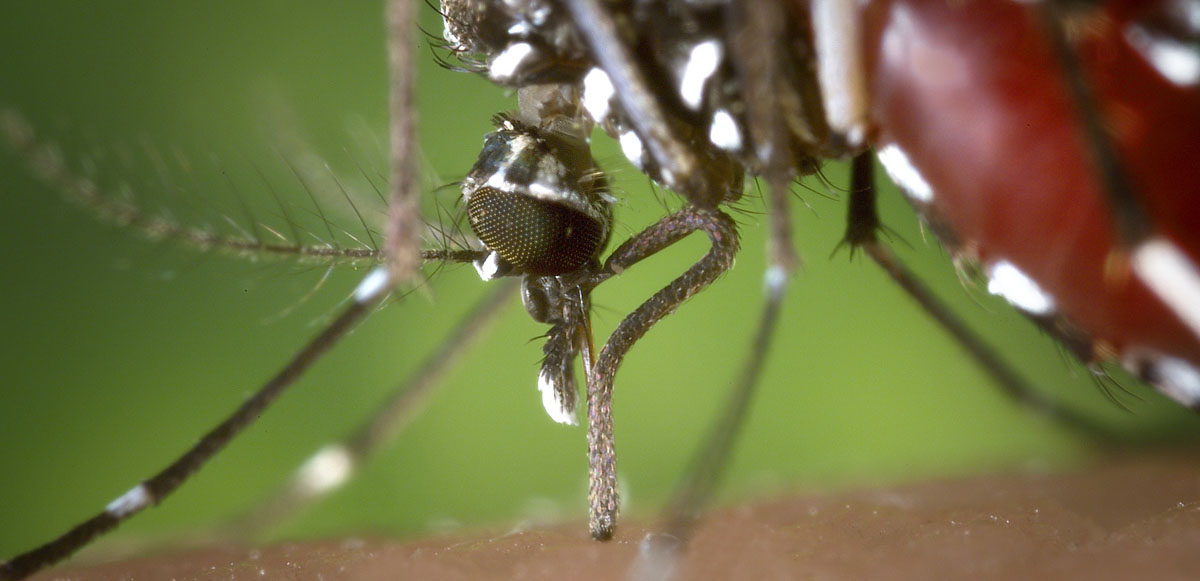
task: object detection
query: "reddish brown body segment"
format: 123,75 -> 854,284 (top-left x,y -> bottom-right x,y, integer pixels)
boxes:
861,0 -> 1200,375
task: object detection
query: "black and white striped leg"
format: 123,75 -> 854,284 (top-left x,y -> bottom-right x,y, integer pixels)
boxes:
630,4 -> 803,576
225,278 -> 520,537
583,207 -> 739,540
846,153 -> 1118,441
0,267 -> 397,581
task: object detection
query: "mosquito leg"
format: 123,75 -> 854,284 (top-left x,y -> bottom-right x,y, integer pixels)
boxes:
0,267 -> 397,581
559,0 -> 736,206
583,206 -> 739,540
385,0 -> 422,283
225,277 -> 519,537
629,4 -> 802,571
845,152 -> 1119,442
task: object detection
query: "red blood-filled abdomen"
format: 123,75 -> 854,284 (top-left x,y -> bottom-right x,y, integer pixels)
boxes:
861,1 -> 1200,381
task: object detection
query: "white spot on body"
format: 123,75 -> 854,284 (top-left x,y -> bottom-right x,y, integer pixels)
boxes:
354,266 -> 392,304
1126,25 -> 1200,86
507,21 -> 531,36
537,370 -> 578,425
106,484 -> 151,518
986,260 -> 1056,316
484,168 -> 518,193
474,251 -> 504,281
709,109 -> 743,151
679,39 -> 723,110
527,181 -> 559,200
489,42 -> 535,82
877,144 -> 934,203
442,18 -> 463,50
1133,238 -> 1200,341
620,131 -> 645,169
1152,355 -> 1200,406
582,68 -> 615,124
296,444 -> 355,496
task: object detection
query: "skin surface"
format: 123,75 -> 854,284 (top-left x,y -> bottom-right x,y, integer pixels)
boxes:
39,451 -> 1200,580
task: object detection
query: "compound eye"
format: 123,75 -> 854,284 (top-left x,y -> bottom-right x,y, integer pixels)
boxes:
467,186 -> 607,276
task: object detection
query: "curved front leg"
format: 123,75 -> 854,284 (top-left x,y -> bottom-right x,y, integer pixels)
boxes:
584,206 -> 739,540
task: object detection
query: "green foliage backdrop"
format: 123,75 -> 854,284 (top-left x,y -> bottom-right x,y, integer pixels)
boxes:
1,0 -> 1197,562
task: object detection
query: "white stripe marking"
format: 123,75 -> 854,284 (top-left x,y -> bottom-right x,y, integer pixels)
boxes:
620,131 -> 645,169
877,144 -> 934,203
1133,238 -> 1200,341
709,109 -> 743,151
987,260 -> 1056,316
474,251 -> 503,281
354,267 -> 392,303
1154,355 -> 1200,406
538,370 -> 578,425
582,68 -> 614,124
489,42 -> 534,82
679,40 -> 722,110
812,0 -> 868,146
1126,24 -> 1200,87
106,484 -> 151,518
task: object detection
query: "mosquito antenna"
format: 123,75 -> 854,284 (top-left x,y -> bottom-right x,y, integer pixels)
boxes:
0,109 -> 385,263
0,267 -> 395,581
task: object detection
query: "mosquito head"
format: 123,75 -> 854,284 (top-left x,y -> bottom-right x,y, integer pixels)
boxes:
463,114 -> 613,279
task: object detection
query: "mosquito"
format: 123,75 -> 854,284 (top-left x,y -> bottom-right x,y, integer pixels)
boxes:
2,0 -> 1199,578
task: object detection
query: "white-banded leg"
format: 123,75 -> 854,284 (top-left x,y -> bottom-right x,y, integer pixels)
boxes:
630,5 -> 804,578
0,266 -> 397,581
224,277 -> 519,537
0,2 -> 431,577
844,152 -> 1123,441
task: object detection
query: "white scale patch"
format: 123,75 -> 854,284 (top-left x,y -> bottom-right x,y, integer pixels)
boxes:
105,483 -> 151,518
441,18 -> 463,51
877,144 -> 934,203
489,42 -> 535,82
620,131 -> 645,169
709,109 -> 743,151
538,370 -> 578,425
1152,355 -> 1200,406
1133,238 -> 1200,341
987,260 -> 1056,316
484,168 -> 518,194
679,39 -> 722,110
474,251 -> 504,281
296,444 -> 355,496
354,266 -> 392,304
1125,24 -> 1200,87
583,67 -> 615,124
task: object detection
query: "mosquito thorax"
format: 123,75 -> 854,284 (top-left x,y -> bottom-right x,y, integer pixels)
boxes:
463,114 -> 613,279
440,0 -> 585,86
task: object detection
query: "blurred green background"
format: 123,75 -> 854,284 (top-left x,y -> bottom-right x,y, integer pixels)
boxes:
2,0 -> 1198,564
